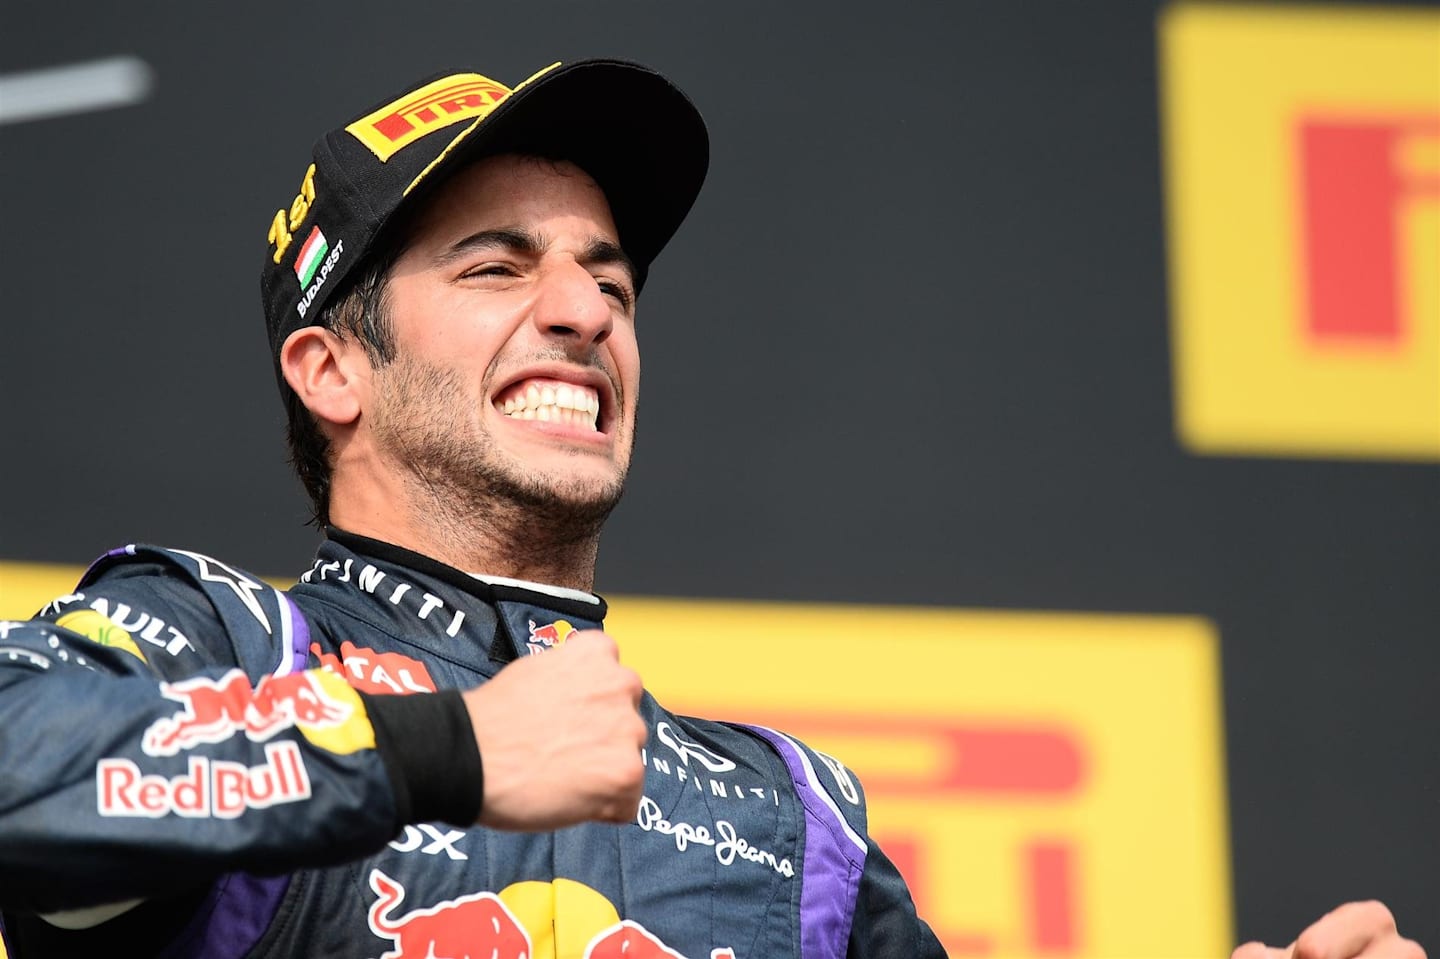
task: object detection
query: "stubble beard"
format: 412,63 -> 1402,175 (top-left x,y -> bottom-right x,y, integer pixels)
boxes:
370,355 -> 627,566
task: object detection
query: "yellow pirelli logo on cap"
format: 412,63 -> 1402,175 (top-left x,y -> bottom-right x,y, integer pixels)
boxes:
346,73 -> 512,162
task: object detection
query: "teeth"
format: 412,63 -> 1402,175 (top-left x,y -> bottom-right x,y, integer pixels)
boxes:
500,380 -> 600,430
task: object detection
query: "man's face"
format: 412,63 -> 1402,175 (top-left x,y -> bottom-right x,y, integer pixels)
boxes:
365,154 -> 640,530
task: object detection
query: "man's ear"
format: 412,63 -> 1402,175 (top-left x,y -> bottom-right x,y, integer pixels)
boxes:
280,326 -> 366,427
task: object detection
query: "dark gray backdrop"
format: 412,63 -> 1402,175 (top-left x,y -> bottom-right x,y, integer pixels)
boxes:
2,0 -> 1436,946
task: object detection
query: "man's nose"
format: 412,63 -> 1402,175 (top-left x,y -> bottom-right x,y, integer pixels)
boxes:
532,260 -> 613,348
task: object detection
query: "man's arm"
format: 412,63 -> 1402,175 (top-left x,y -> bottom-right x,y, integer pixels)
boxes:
0,613 -> 407,912
758,734 -> 946,958
0,571 -> 646,914
846,839 -> 948,958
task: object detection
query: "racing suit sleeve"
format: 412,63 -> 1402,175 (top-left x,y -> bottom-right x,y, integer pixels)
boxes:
0,564 -> 481,915
847,839 -> 948,958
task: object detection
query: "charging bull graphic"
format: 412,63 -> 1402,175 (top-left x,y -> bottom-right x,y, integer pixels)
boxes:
526,618 -> 577,656
368,869 -> 531,959
584,922 -> 736,959
366,870 -> 736,959
142,669 -> 352,757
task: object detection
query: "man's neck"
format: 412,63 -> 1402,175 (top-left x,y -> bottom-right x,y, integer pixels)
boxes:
329,478 -> 604,591
326,425 -> 629,589
337,514 -> 601,591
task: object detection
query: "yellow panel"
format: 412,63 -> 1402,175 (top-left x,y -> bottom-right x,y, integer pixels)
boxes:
1161,3 -> 1440,460
0,560 -> 86,619
607,597 -> 1231,958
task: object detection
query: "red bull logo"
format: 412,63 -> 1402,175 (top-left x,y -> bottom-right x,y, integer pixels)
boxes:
142,669 -> 352,757
98,740 -> 310,819
584,921 -> 736,959
366,870 -> 736,959
369,869 -> 530,959
526,618 -> 577,656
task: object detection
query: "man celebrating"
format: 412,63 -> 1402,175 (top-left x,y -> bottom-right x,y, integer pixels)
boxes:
0,60 -> 1423,959
0,60 -> 941,957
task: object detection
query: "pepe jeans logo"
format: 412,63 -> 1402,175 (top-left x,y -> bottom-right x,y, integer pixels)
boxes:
634,795 -> 794,878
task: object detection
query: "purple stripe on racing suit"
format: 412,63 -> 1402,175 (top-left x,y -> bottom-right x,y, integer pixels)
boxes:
740,724 -> 868,959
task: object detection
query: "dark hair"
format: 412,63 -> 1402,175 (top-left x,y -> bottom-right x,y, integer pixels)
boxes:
283,232 -> 407,527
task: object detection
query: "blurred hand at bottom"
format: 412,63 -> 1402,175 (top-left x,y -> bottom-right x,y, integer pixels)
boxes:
1232,901 -> 1425,959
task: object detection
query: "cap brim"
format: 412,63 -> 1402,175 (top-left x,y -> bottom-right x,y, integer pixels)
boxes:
399,59 -> 709,285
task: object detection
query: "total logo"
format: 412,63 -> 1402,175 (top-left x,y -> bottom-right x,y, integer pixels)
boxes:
367,870 -> 736,959
527,618 -> 576,656
311,640 -> 437,695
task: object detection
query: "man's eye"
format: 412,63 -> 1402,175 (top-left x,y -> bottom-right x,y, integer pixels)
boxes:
464,263 -> 517,279
598,280 -> 634,309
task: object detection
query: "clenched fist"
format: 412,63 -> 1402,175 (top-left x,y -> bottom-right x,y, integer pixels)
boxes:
462,630 -> 647,831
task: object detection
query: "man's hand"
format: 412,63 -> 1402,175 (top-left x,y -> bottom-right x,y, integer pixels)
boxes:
462,630 -> 647,831
1232,901 -> 1426,959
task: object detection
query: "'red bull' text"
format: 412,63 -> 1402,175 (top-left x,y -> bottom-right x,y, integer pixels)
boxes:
97,741 -> 311,818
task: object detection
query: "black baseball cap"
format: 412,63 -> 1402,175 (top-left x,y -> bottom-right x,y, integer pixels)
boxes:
260,58 -> 709,369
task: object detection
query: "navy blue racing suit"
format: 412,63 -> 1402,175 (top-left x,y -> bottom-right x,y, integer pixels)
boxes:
0,530 -> 944,957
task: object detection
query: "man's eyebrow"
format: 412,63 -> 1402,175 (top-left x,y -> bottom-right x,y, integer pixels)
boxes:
435,227 -> 544,265
582,237 -> 637,287
434,228 -> 635,285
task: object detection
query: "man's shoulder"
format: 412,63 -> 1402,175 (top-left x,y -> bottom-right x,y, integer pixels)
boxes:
38,543 -> 304,675
647,704 -> 872,822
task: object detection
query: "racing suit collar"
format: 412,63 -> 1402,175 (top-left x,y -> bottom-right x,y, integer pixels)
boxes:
323,527 -> 610,624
